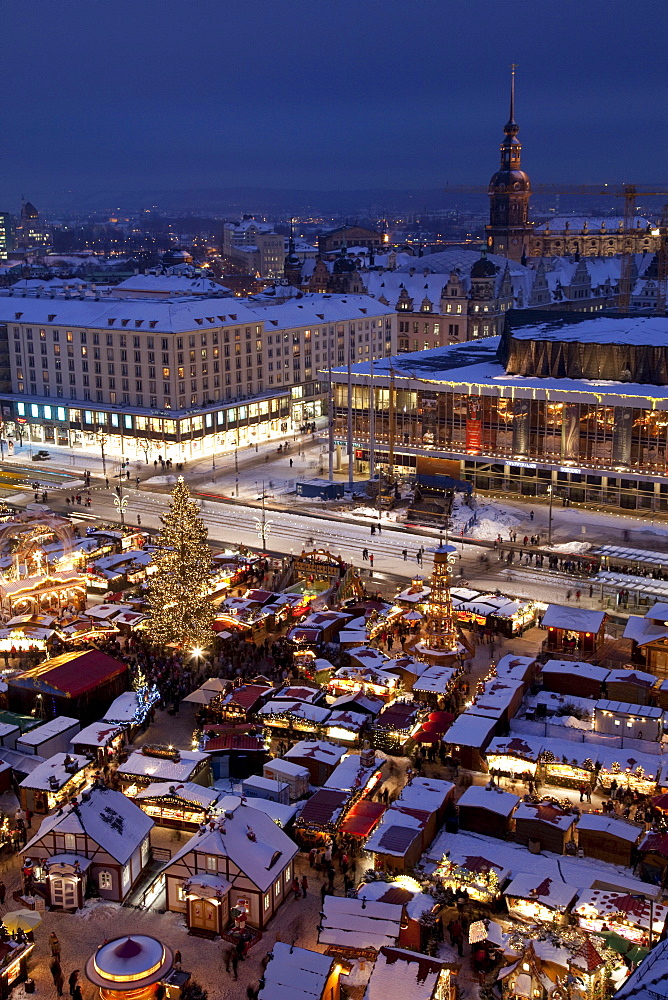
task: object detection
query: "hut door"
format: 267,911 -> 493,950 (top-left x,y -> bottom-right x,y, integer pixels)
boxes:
51,876 -> 77,909
190,898 -> 218,933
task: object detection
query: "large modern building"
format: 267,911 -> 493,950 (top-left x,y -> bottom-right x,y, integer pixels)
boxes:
331,315 -> 668,511
222,219 -> 285,279
0,289 -> 396,460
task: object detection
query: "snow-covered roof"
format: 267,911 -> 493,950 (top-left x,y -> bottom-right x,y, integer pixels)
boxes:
612,934 -> 668,1000
504,872 -> 578,909
24,786 -> 153,864
165,796 -> 297,892
258,700 -> 331,723
541,659 -> 609,682
364,947 -> 451,1000
103,691 -> 141,724
540,739 -> 597,768
457,784 -> 519,817
443,712 -> 496,748
574,888 -> 668,934
396,776 -> 453,812
17,716 -> 79,747
72,721 -> 124,748
324,754 -> 384,793
243,796 -> 297,828
19,751 -> 88,790
596,698 -> 661,718
487,736 -> 541,762
623,615 -> 668,646
319,895 -> 403,951
263,759 -> 309,779
355,880 -> 435,922
495,654 -> 536,681
284,740 -> 346,767
593,746 -> 661,779
118,748 -> 209,782
605,668 -> 657,689
326,709 -> 368,732
541,605 -> 606,632
576,813 -> 643,842
258,942 -> 335,1000
412,665 -> 457,694
135,781 -> 219,807
514,801 -> 577,830
533,216 -> 652,233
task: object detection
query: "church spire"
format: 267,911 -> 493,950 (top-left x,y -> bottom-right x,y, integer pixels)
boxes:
507,63 -> 517,131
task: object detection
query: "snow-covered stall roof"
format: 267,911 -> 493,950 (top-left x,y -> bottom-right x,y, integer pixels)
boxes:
118,748 -> 209,783
319,895 -> 403,952
258,700 -> 332,724
19,751 -> 88,790
412,665 -> 457,694
324,754 -> 384,793
514,801 -> 577,831
541,660 -> 609,682
135,781 -> 219,808
504,872 -> 578,910
443,713 -> 496,749
576,813 -> 644,843
72,721 -> 124,749
24,786 -> 153,864
457,784 -> 519,817
284,740 -> 346,767
486,735 -> 542,763
258,942 -> 335,1000
574,889 -> 668,935
541,606 -> 606,632
165,795 -> 298,892
364,947 -> 453,1000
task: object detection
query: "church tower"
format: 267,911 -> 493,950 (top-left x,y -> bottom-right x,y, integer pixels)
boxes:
485,65 -> 532,262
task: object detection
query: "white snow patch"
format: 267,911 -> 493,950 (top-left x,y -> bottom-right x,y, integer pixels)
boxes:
548,541 -> 592,554
450,495 -> 521,540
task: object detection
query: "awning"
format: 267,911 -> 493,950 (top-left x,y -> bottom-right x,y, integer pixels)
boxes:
340,799 -> 386,838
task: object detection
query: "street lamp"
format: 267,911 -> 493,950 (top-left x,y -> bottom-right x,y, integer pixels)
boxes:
98,431 -> 108,476
254,481 -> 274,552
547,485 -> 554,546
112,469 -> 129,526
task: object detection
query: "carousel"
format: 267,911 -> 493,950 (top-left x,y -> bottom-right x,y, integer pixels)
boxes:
0,512 -> 86,618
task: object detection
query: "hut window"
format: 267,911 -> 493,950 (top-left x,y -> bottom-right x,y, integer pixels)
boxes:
99,871 -> 112,890
205,855 -> 218,873
65,834 -> 76,851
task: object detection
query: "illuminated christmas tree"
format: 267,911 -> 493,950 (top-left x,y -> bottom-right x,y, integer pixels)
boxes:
422,543 -> 459,651
145,477 -> 215,649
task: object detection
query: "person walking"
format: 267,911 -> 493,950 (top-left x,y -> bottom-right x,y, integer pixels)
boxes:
402,549 -> 407,561
301,874 -> 308,898
50,932 -> 61,961
230,950 -> 239,980
69,970 -> 79,996
369,553 -> 374,568
0,881 -> 6,905
292,876 -> 301,900
72,986 -> 83,1000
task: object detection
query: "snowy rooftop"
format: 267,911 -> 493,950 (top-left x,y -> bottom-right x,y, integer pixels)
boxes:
19,751 -> 88,790
514,801 -> 577,830
504,872 -> 578,910
319,895 -> 402,951
118,748 -> 209,782
17,716 -> 79,747
24,786 -> 153,864
593,746 -> 661,779
574,889 -> 668,934
605,668 -> 657,689
284,740 -> 347,766
165,796 -> 298,892
258,700 -> 332,723
486,736 -> 542,762
444,712 -> 497,748
576,813 -> 644,842
72,721 -> 124,748
324,754 -> 384,793
412,665 -> 457,694
364,947 -> 452,1000
135,781 -> 220,807
457,784 -> 519,817
258,942 -> 335,1000
542,605 -> 606,632
533,216 -> 652,232
103,692 -> 142,724
541,659 -> 609,682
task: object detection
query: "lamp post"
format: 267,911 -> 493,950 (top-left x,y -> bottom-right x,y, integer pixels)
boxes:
112,468 -> 129,526
98,431 -> 108,476
547,485 -> 554,546
254,480 -> 274,552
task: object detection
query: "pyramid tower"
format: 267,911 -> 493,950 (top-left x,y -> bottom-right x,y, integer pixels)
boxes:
422,544 -> 459,652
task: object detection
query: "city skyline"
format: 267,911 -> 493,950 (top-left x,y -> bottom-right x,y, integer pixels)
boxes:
1,0 -> 666,208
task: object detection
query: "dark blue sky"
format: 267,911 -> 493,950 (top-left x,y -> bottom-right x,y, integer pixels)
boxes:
1,0 -> 666,207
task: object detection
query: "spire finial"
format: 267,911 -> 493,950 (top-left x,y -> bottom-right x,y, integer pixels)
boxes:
510,62 -> 517,124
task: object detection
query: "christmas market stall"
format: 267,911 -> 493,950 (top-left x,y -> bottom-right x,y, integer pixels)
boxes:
19,751 -> 89,814
363,945 -> 458,1000
23,785 -> 155,906
513,801 -> 578,855
372,701 -> 420,754
117,746 -> 211,795
293,788 -> 349,847
431,851 -> 509,903
327,664 -> 399,701
339,798 -> 387,843
217,683 -> 272,721
318,894 -> 403,959
637,831 -> 668,886
541,606 -> 607,661
258,698 -> 331,735
325,709 -> 370,744
486,735 -> 542,778
70,721 -> 125,764
135,781 -> 220,830
283,739 -> 346,785
573,889 -> 668,945
539,740 -> 597,791
540,660 -> 609,700
354,877 -> 440,953
457,785 -> 520,838
293,650 -> 334,684
495,653 -> 539,693
102,687 -> 160,741
442,712 -> 497,772
595,747 -> 660,796
412,665 -> 458,707
504,873 -> 578,925
576,813 -> 644,867
199,730 -> 269,782
324,748 -> 385,797
604,668 -> 657,706
162,794 -> 298,933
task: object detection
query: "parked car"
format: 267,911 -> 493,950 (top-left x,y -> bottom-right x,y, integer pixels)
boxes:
31,450 -> 50,461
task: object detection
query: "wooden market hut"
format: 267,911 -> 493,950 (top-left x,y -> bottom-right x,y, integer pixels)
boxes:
513,800 -> 577,854
7,649 -> 129,723
456,785 -> 519,838
576,813 -> 644,867
541,606 -> 607,661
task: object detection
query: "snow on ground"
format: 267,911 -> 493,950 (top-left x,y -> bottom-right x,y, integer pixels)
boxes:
547,541 -> 592,554
450,494 -> 521,540
346,505 -> 402,523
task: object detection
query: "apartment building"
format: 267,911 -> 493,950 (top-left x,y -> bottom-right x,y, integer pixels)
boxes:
0,291 -> 395,462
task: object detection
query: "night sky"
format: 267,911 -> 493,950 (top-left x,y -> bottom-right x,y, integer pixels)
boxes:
1,0 -> 666,206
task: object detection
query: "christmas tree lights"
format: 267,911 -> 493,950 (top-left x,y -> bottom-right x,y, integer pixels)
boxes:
145,477 -> 215,649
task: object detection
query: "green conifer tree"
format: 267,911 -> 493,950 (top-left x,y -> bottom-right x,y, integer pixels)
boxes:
145,477 -> 215,649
